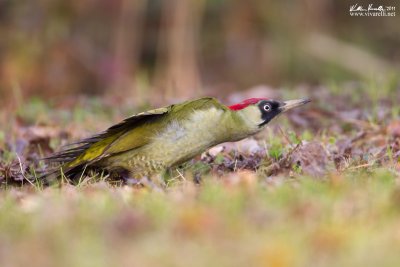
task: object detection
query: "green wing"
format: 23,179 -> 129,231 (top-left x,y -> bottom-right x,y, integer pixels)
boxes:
45,106 -> 169,168
105,97 -> 227,155
47,97 -> 225,168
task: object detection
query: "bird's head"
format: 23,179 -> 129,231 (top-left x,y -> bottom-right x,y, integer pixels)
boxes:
228,98 -> 310,129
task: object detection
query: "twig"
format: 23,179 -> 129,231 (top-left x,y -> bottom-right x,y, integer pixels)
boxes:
15,153 -> 36,187
278,126 -> 293,146
176,169 -> 186,181
347,163 -> 374,170
233,159 -> 238,172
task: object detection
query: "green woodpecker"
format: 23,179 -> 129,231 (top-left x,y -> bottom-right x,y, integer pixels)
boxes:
45,97 -> 310,181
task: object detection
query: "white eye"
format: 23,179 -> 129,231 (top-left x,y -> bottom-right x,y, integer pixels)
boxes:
263,104 -> 271,112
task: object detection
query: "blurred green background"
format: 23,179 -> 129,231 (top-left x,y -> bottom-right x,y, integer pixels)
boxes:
0,0 -> 399,105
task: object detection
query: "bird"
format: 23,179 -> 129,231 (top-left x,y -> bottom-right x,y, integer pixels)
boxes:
44,97 -> 310,183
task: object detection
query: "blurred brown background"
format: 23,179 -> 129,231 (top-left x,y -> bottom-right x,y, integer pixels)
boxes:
0,0 -> 399,106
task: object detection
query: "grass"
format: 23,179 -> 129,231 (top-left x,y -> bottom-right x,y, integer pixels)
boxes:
0,170 -> 400,267
1,81 -> 400,266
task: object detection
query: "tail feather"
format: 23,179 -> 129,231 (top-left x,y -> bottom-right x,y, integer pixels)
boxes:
42,139 -> 100,182
43,143 -> 92,163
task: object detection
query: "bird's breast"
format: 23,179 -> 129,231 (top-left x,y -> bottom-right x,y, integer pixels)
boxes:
147,107 -> 226,165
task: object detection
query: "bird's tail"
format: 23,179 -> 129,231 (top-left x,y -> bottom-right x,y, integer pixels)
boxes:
41,140 -> 100,184
41,120 -> 128,184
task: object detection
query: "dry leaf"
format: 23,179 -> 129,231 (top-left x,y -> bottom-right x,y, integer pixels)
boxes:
292,141 -> 329,177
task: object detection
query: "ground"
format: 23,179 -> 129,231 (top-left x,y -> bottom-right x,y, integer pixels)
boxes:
0,81 -> 400,266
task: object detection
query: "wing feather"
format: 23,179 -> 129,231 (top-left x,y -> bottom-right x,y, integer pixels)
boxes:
45,107 -> 170,168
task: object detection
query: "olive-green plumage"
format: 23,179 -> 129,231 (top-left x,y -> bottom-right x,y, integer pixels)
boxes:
45,97 -> 309,181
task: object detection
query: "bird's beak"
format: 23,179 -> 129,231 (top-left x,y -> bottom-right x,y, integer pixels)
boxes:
280,99 -> 311,112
